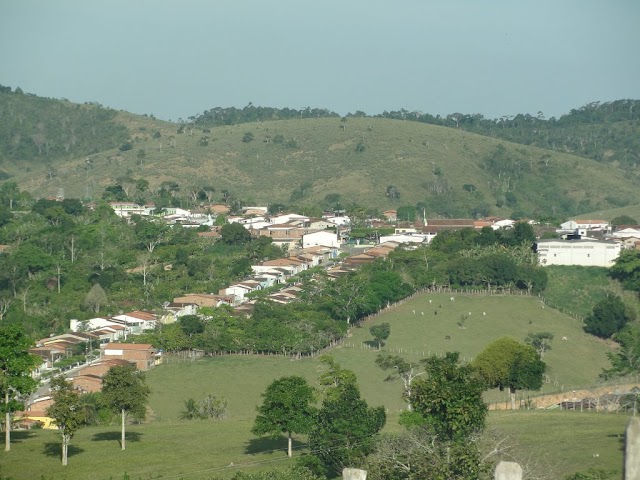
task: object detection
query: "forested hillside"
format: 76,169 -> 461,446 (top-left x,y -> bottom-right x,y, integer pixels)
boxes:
376,99 -> 640,170
0,86 -> 128,174
1,89 -> 639,220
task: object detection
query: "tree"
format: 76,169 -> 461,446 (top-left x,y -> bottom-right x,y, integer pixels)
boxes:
0,325 -> 40,451
179,315 -> 205,336
601,323 -> 640,380
584,294 -> 634,339
369,323 -> 390,349
101,364 -> 150,450
83,283 -> 108,313
252,376 -> 316,457
375,354 -> 423,409
385,185 -> 400,200
309,381 -> 385,474
411,352 -> 487,441
220,222 -> 252,245
524,332 -> 554,357
473,337 -> 546,410
611,215 -> 638,227
46,376 -> 86,465
242,132 -> 254,143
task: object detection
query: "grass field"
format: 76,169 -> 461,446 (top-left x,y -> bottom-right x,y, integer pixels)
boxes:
1,293 -> 630,480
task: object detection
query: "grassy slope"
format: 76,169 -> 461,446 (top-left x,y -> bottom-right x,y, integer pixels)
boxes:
2,294 -> 629,480
12,115 -> 639,217
543,266 -> 640,318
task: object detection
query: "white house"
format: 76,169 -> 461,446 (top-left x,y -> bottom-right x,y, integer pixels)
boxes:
109,202 -> 148,218
379,233 -> 435,245
326,216 -> 351,227
302,231 -> 340,249
612,228 -> 640,239
536,238 -> 622,267
491,219 -> 516,230
270,213 -> 310,225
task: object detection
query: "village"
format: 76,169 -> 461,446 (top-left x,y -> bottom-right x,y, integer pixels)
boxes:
15,199 -> 640,430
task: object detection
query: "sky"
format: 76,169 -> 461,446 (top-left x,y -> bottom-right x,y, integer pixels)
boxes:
1,0 -> 639,122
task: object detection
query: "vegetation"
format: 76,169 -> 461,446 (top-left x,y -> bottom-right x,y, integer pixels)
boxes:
309,361 -> 386,476
0,324 -> 40,451
3,91 -> 639,220
365,353 -> 488,479
473,338 -> 546,410
252,376 -> 316,457
101,364 -> 150,451
584,294 -> 635,339
46,375 -> 87,465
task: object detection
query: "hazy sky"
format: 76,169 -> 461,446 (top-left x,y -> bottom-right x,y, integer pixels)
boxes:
1,0 -> 638,122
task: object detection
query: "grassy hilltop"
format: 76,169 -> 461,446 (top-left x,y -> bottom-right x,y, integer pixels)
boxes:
1,91 -> 639,219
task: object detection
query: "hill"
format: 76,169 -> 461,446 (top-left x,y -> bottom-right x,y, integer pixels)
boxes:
377,99 -> 640,171
1,294 -> 629,480
1,91 -> 638,219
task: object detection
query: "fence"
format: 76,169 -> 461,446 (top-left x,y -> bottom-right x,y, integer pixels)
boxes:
164,286 -> 583,362
341,417 -> 640,480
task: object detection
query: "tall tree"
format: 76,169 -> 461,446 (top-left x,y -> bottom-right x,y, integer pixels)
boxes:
46,375 -> 86,465
101,364 -> 150,450
411,352 -> 487,441
0,325 -> 40,452
601,323 -> 640,380
252,376 -> 316,457
83,283 -> 108,313
310,358 -> 385,474
584,294 -> 634,339
473,337 -> 546,410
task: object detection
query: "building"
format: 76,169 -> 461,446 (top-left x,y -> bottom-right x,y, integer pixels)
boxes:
101,343 -> 159,370
535,238 -> 622,267
302,231 -> 340,249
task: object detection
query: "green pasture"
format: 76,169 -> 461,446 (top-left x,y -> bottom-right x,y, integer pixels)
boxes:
490,410 -> 629,478
543,266 -> 640,319
1,293 -> 626,479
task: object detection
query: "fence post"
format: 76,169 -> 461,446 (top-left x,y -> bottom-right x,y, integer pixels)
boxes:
343,468 -> 367,479
626,417 -> 640,480
494,461 -> 523,480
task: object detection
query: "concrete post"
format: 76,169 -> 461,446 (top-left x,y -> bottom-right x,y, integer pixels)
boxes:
626,417 -> 640,480
494,461 -> 523,480
342,468 -> 367,480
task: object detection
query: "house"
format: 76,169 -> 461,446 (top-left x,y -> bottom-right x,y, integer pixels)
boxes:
100,343 -> 159,371
307,218 -> 335,230
383,210 -> 397,222
109,202 -> 154,218
558,219 -> 610,237
302,231 -> 340,249
612,227 -> 640,239
172,293 -> 233,308
424,219 -> 476,232
112,311 -> 158,333
380,232 -> 435,244
535,238 -> 622,267
269,213 -> 310,225
326,216 -> 351,227
242,206 -> 268,216
19,396 -> 56,429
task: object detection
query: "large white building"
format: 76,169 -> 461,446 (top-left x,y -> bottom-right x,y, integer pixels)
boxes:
535,238 -> 622,267
302,231 -> 340,249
